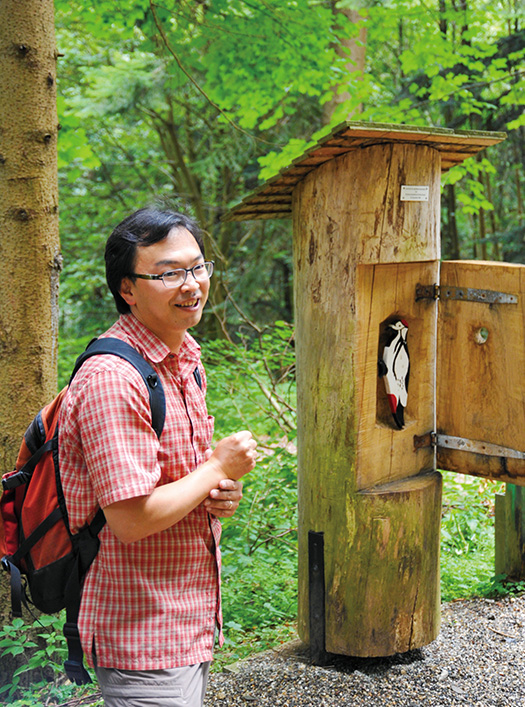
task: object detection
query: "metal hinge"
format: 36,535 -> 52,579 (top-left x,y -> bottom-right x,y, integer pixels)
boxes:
415,284 -> 440,301
414,432 -> 525,460
416,283 -> 518,305
414,432 -> 437,450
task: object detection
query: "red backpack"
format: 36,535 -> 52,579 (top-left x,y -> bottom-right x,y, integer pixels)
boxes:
0,338 -> 166,685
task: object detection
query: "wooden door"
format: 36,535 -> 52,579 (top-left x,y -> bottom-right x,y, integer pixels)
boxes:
436,261 -> 525,484
356,261 -> 438,489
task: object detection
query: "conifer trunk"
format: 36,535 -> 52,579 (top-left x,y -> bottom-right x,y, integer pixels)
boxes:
0,0 -> 60,683
322,3 -> 368,123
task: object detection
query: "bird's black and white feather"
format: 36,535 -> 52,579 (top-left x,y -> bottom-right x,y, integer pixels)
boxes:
379,319 -> 410,429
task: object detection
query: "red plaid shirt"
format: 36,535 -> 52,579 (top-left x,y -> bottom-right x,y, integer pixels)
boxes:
59,314 -> 222,670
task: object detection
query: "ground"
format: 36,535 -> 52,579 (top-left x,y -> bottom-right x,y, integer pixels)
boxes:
206,596 -> 525,706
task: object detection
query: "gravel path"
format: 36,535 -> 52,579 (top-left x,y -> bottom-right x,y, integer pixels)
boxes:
205,596 -> 525,706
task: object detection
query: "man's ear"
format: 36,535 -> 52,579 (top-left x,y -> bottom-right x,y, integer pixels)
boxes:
120,277 -> 136,307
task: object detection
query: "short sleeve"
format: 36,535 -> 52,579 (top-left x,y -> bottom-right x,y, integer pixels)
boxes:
73,364 -> 161,508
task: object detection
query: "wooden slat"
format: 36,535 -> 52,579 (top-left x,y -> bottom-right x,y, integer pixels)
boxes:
242,194 -> 291,203
322,137 -> 370,148
254,185 -> 294,196
300,146 -> 353,159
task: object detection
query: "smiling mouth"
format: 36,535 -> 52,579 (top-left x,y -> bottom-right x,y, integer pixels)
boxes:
175,298 -> 199,309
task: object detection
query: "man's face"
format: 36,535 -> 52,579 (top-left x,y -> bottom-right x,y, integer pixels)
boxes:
119,227 -> 210,352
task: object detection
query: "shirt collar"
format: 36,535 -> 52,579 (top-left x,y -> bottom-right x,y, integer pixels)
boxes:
115,314 -> 201,366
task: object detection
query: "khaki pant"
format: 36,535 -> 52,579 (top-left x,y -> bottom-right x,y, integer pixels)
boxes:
95,662 -> 211,707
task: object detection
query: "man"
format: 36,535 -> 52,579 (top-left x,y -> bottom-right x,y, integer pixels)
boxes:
59,208 -> 257,707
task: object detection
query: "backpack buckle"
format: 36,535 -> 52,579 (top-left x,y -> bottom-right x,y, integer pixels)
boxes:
64,659 -> 92,685
63,622 -> 92,685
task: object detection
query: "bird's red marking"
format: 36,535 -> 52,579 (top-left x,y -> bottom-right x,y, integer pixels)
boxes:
388,394 -> 397,414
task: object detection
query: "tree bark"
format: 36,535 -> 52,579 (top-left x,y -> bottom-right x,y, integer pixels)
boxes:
0,0 -> 60,685
322,3 -> 368,124
443,183 -> 460,259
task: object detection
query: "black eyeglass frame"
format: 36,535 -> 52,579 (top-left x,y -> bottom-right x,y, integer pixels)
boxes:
129,261 -> 214,288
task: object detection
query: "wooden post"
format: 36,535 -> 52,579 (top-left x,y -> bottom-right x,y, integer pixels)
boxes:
495,485 -> 525,579
293,141 -> 442,656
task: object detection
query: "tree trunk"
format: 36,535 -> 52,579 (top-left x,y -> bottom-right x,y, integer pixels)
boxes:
443,183 -> 460,259
484,172 -> 501,260
322,3 -> 368,124
0,0 -> 60,686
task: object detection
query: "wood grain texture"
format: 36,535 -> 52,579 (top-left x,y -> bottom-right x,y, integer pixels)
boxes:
327,472 -> 442,657
356,262 -> 438,489
293,141 -> 442,656
495,485 -> 525,578
437,261 -> 525,483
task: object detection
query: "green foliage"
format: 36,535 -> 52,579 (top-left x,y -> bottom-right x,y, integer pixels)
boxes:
442,158 -> 497,215
54,0 -> 343,337
441,474 -> 499,556
57,335 -> 94,389
482,574 -> 525,597
53,0 -> 523,338
440,472 -> 505,602
218,448 -> 298,668
0,614 -> 94,705
203,323 -> 298,666
255,1 -> 524,262
203,320 -> 296,440
193,0 -> 346,130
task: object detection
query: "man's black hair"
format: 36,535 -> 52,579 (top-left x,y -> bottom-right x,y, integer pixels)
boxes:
105,208 -> 205,315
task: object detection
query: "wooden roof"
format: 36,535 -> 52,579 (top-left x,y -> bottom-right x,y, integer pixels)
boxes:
223,121 -> 506,222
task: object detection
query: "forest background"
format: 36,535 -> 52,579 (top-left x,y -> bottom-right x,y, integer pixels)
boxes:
0,0 -> 524,703
55,0 -> 524,339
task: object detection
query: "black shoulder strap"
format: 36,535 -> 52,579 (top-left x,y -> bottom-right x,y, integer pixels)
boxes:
63,507 -> 106,686
70,337 -> 166,438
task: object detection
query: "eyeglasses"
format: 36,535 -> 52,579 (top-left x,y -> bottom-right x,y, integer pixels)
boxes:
130,261 -> 214,289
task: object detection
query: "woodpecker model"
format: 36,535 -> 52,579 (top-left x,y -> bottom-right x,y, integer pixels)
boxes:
378,319 -> 410,429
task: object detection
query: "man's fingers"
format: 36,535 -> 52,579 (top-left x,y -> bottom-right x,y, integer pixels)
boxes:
218,478 -> 243,492
204,497 -> 239,517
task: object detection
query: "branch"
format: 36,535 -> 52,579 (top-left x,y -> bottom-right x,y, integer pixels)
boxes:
153,1 -> 269,41
223,288 -> 263,334
148,1 -> 260,142
249,526 -> 298,554
204,297 -> 234,342
101,127 -> 159,197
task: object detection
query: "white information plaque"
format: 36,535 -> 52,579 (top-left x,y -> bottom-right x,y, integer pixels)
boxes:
400,185 -> 429,202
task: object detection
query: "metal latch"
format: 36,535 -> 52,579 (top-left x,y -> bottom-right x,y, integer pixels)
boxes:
416,283 -> 518,305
